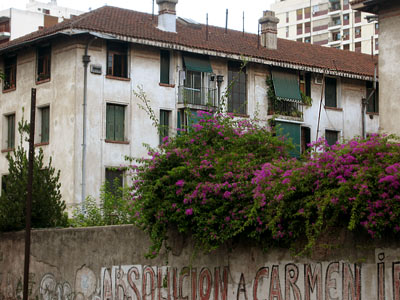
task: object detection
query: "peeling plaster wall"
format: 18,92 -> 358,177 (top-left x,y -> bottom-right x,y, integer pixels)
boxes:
0,225 -> 399,300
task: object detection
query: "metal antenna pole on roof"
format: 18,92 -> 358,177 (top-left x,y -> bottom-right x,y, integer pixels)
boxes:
206,13 -> 209,41
242,11 -> 245,36
257,23 -> 260,49
225,9 -> 228,33
152,0 -> 155,20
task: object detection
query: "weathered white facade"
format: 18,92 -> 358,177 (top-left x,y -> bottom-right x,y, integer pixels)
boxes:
351,0 -> 400,136
0,3 -> 379,208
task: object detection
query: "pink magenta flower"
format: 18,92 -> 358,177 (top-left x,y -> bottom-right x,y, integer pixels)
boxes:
176,179 -> 185,187
185,208 -> 193,216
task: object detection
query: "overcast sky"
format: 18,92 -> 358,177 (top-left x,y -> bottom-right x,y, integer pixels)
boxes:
0,0 -> 276,34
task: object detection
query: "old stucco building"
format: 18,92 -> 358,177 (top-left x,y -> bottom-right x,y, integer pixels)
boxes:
352,0 -> 400,136
0,1 -> 378,208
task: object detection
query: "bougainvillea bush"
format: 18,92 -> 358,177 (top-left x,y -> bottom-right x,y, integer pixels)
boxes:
129,112 -> 290,257
129,111 -> 400,257
250,135 -> 400,252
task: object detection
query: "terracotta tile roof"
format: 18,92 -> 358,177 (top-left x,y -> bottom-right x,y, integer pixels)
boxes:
0,6 -> 377,79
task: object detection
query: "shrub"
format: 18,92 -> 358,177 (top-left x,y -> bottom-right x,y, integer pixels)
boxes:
129,112 -> 291,257
0,118 -> 67,231
70,180 -> 132,227
251,134 -> 400,252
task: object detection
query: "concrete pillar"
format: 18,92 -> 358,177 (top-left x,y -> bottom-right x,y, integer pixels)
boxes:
156,0 -> 178,33
259,11 -> 279,50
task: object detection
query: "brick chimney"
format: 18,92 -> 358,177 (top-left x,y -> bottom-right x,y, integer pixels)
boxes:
157,0 -> 178,33
259,11 -> 279,50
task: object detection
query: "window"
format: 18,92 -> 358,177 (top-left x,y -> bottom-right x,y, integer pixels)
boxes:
343,44 -> 350,51
343,14 -> 349,25
40,106 -> 50,143
305,22 -> 310,33
355,42 -> 361,53
304,7 -> 311,18
304,37 -> 311,43
299,72 -> 311,97
297,23 -> 303,35
286,12 -> 289,23
325,77 -> 337,108
312,5 -> 320,14
297,9 -> 303,20
228,62 -> 247,115
343,29 -> 350,40
43,8 -> 50,15
332,16 -> 341,26
301,127 -> 311,153
107,42 -> 128,78
286,26 -> 289,38
325,130 -> 339,146
375,23 -> 379,34
355,26 -> 361,38
366,81 -> 379,113
332,31 -> 341,41
355,11 -> 361,23
375,38 -> 379,51
5,114 -> 15,149
106,104 -> 125,142
160,50 -> 170,84
3,56 -> 16,91
105,168 -> 123,197
37,45 -> 51,82
159,110 -> 170,145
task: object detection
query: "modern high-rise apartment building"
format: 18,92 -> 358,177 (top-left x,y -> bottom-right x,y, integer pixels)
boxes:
0,0 -> 83,44
271,0 -> 379,54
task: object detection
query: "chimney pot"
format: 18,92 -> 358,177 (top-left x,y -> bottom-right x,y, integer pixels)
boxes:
259,10 -> 279,50
156,0 -> 178,33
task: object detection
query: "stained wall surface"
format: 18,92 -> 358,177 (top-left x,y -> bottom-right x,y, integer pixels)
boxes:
0,225 -> 399,300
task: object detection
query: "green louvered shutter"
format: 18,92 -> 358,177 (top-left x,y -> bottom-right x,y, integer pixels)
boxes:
8,115 -> 15,149
276,121 -> 301,158
160,50 -> 170,84
106,104 -> 115,140
114,105 -> 125,141
325,77 -> 337,107
41,107 -> 49,143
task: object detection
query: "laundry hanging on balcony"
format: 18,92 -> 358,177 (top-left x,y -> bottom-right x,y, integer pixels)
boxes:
271,69 -> 302,102
183,55 -> 213,73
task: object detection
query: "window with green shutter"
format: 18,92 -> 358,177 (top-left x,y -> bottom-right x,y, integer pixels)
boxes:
160,50 -> 170,84
366,81 -> 379,113
40,106 -> 50,143
159,110 -> 170,145
106,104 -> 125,141
7,114 -> 15,149
325,130 -> 339,146
105,168 -> 123,197
228,62 -> 247,115
325,77 -> 337,108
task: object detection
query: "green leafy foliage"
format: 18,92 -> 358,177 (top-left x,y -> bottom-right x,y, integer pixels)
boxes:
0,117 -> 67,231
69,179 -> 132,227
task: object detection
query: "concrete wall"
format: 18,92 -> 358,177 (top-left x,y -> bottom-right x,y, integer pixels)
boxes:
0,225 -> 399,300
378,6 -> 400,136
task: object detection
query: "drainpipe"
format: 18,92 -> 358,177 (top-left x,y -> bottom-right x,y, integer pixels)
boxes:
81,36 -> 97,209
362,63 -> 377,139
